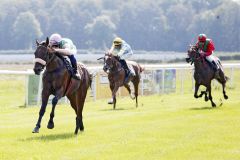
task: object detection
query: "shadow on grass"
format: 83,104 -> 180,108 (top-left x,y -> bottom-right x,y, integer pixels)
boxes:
21,132 -> 76,141
189,106 -> 216,110
99,107 -> 137,111
99,108 -> 128,111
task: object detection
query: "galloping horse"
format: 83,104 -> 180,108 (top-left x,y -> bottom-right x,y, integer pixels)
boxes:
186,45 -> 228,107
98,53 -> 144,109
32,37 -> 92,134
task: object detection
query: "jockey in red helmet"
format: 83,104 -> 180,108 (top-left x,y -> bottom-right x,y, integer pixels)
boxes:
196,34 -> 219,71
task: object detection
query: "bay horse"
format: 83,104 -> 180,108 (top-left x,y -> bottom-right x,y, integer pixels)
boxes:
186,45 -> 228,107
32,37 -> 92,134
98,53 -> 144,109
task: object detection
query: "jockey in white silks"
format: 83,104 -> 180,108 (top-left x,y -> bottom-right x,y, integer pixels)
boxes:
109,37 -> 135,82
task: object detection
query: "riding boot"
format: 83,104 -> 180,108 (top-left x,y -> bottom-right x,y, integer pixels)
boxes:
120,59 -> 134,83
68,55 -> 81,80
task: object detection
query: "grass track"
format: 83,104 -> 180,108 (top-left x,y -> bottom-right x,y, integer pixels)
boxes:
0,90 -> 240,160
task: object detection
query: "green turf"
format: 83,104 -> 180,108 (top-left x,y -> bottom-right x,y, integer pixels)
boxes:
0,89 -> 240,160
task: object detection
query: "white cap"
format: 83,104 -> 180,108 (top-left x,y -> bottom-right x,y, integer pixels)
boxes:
49,33 -> 62,46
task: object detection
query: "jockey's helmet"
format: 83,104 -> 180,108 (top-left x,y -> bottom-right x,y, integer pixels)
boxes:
113,37 -> 123,46
198,34 -> 207,42
49,33 -> 62,46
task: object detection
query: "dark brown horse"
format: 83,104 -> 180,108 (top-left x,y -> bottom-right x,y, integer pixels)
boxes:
32,37 -> 92,134
186,45 -> 228,107
98,53 -> 144,109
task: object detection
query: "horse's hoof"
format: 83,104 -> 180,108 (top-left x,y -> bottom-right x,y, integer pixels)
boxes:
224,95 -> 228,100
194,95 -> 198,98
212,103 -> 216,107
205,97 -> 209,101
32,126 -> 39,133
130,94 -> 135,100
74,130 -> 78,135
47,122 -> 54,129
80,127 -> 84,131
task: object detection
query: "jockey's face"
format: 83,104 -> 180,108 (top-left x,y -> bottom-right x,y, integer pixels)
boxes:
114,44 -> 121,50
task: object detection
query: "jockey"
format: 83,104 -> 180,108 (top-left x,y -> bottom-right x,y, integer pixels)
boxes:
49,33 -> 80,80
109,37 -> 135,82
196,34 -> 219,71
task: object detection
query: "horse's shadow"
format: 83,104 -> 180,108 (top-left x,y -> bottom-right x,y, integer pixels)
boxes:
100,108 -> 126,111
189,106 -> 217,110
21,132 -> 76,141
99,107 -> 136,111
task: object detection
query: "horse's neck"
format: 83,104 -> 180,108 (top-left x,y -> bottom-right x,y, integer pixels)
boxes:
112,60 -> 122,72
194,59 -> 207,72
46,54 -> 65,73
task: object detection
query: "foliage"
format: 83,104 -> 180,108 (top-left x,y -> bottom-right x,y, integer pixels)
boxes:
0,0 -> 239,51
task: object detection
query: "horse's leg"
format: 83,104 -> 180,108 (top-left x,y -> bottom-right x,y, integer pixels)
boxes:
133,76 -> 140,108
67,93 -> 79,134
222,82 -> 228,100
75,88 -> 88,134
108,83 -> 114,104
204,89 -> 209,101
32,91 -> 50,133
47,96 -> 59,129
197,88 -> 208,101
112,84 -> 120,109
194,82 -> 200,98
198,90 -> 206,98
207,85 -> 216,107
124,83 -> 135,99
219,71 -> 228,99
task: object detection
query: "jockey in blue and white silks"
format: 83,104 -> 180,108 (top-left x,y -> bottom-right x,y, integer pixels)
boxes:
109,37 -> 135,80
49,33 -> 80,80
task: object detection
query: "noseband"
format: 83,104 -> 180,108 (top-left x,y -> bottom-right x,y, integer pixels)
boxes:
34,45 -> 55,66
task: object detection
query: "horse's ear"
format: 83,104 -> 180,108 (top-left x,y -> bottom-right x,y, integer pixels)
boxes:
46,37 -> 49,46
36,40 -> 40,46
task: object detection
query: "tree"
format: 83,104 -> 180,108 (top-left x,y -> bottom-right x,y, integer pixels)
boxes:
85,14 -> 116,49
12,11 -> 43,49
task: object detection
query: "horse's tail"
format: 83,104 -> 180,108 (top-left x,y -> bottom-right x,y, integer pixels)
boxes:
225,76 -> 230,82
88,71 -> 97,89
139,64 -> 144,73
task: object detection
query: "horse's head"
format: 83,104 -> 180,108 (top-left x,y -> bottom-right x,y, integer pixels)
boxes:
103,52 -> 120,73
186,45 -> 200,64
33,37 -> 52,75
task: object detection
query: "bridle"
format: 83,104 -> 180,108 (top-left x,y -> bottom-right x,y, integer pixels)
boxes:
33,45 -> 55,67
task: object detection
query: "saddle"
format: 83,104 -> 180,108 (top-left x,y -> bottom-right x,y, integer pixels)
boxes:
56,53 -> 83,96
56,53 -> 75,76
118,60 -> 136,84
204,56 -> 223,79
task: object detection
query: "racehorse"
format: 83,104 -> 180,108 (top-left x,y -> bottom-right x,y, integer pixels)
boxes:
32,37 -> 92,134
98,53 -> 144,109
186,45 -> 228,107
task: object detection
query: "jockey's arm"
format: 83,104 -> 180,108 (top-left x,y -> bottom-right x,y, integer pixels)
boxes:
118,49 -> 125,58
118,42 -> 131,58
54,43 -> 77,56
54,48 -> 72,56
109,45 -> 114,54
